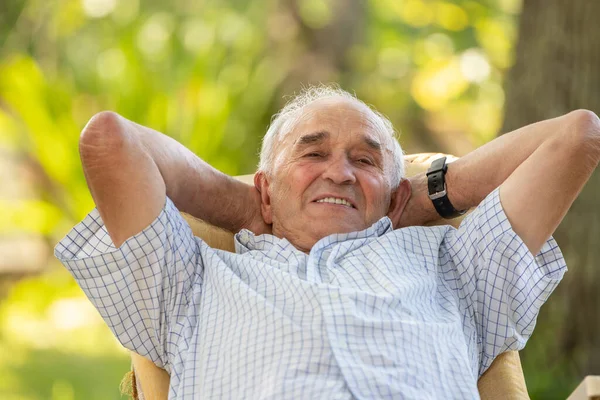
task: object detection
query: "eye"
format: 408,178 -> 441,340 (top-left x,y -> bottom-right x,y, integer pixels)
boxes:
357,157 -> 374,166
305,152 -> 324,158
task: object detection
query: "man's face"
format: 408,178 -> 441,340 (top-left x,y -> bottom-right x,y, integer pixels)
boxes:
258,98 -> 401,252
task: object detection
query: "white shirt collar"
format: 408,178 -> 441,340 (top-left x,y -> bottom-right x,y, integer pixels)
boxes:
234,216 -> 394,255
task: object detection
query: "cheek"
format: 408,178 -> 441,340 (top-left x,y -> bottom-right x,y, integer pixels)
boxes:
363,178 -> 392,211
288,164 -> 319,193
270,172 -> 304,211
270,181 -> 290,206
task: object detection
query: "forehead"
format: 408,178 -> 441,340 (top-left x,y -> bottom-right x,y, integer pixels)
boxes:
287,98 -> 382,143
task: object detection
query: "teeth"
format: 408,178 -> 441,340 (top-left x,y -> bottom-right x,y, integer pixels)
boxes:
316,197 -> 353,207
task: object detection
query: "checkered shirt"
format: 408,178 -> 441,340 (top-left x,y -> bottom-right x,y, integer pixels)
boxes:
55,187 -> 566,399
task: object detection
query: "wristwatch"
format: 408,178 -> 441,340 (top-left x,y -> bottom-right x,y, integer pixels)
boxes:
426,156 -> 466,219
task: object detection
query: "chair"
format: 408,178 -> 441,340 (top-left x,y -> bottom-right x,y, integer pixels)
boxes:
121,153 -> 530,399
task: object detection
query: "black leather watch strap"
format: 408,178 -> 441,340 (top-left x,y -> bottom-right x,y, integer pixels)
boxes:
426,157 -> 465,219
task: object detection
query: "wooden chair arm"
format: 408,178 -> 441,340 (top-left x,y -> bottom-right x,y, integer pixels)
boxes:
567,376 -> 600,400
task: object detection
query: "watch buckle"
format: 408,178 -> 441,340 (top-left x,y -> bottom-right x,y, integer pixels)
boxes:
429,186 -> 447,200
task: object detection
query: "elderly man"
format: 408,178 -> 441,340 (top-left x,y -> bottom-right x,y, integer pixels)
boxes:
56,86 -> 600,399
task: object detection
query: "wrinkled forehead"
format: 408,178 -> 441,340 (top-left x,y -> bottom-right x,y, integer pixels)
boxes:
279,97 -> 390,149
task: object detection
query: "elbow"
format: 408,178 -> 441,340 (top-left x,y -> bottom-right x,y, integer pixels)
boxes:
80,111 -> 125,146
79,111 -> 130,161
562,110 -> 600,162
565,109 -> 600,146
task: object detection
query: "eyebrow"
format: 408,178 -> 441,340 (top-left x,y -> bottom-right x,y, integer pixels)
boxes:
363,136 -> 381,151
296,131 -> 329,146
295,131 -> 382,152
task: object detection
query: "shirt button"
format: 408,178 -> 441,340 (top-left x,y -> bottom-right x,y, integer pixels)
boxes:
331,292 -> 340,299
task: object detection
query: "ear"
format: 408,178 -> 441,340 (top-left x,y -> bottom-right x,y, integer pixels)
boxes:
387,178 -> 411,228
254,171 -> 273,225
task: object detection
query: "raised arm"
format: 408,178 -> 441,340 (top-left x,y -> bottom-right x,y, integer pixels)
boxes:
499,110 -> 600,254
399,110 -> 600,254
79,111 -> 266,248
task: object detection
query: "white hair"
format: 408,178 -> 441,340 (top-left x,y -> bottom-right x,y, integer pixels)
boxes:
258,84 -> 405,188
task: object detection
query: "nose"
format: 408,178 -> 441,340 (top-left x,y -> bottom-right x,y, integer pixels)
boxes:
322,155 -> 356,185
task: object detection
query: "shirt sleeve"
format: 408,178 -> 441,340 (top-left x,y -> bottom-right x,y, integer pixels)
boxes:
54,197 -> 204,372
439,186 -> 567,377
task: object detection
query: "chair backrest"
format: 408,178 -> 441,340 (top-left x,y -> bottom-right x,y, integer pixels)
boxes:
125,153 -> 529,400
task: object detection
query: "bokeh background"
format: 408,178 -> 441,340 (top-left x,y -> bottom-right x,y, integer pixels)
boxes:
1,0 -> 598,399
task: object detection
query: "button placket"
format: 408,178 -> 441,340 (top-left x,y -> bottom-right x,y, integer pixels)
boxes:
306,254 -> 319,283
307,238 -> 332,284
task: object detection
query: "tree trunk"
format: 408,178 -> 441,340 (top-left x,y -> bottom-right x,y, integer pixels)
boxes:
501,0 -> 600,396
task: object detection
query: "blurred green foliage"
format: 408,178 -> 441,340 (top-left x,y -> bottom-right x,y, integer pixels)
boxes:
3,0 -> 579,399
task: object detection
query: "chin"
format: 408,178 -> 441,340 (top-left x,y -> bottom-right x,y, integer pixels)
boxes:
313,223 -> 364,238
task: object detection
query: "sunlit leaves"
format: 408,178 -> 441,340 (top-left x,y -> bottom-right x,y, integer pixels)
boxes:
0,268 -> 129,399
411,58 -> 469,110
459,48 -> 491,82
0,109 -> 19,149
54,0 -> 86,37
397,0 -> 434,27
377,46 -> 411,79
0,199 -> 62,235
111,0 -> 140,26
96,47 -> 127,81
298,0 -> 333,29
413,33 -> 455,65
82,0 -> 118,19
356,0 -> 521,156
435,2 -> 469,31
180,18 -> 216,54
136,12 -> 176,59
474,16 -> 517,69
496,0 -> 522,14
0,57 -> 78,185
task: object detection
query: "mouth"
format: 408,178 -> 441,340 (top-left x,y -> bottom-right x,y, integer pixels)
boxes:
312,196 -> 356,209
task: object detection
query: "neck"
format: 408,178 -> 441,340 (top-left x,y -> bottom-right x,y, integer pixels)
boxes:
271,224 -> 315,254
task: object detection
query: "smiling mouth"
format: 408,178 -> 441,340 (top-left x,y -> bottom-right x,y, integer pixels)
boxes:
314,197 -> 355,208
